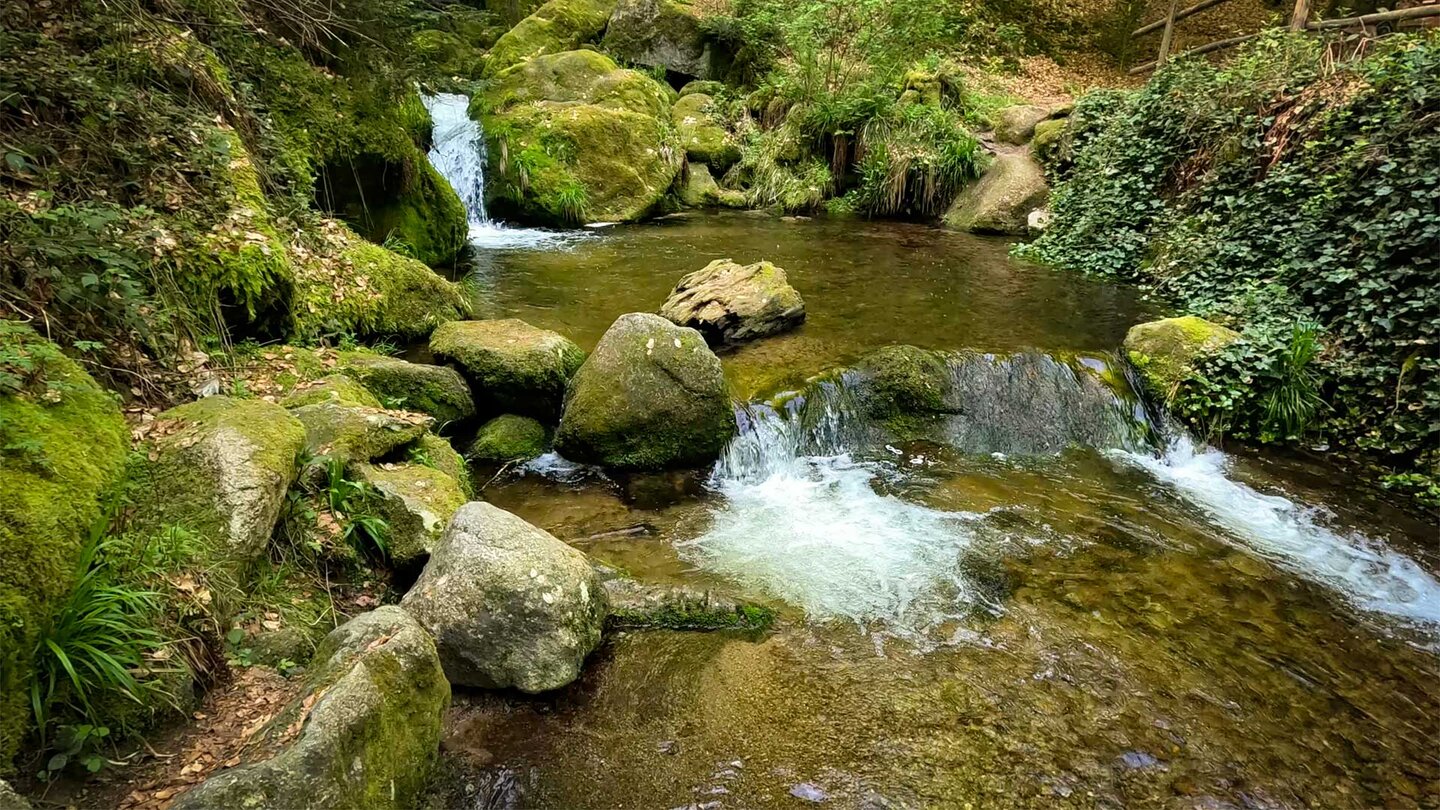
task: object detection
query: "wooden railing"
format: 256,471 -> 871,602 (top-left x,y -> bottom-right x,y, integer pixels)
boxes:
1127,0 -> 1440,75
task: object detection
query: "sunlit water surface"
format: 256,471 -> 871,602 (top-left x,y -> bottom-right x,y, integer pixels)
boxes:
419,214 -> 1438,810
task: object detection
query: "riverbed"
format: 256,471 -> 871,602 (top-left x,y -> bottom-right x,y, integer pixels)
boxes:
414,212 -> 1440,809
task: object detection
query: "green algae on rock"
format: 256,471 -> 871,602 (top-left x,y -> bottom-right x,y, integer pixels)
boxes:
672,93 -> 740,171
482,0 -> 617,77
171,607 -> 448,810
411,434 -> 473,498
129,396 -> 305,562
469,414 -> 551,463
943,152 -> 1049,235
478,50 -> 682,225
659,258 -> 806,345
0,324 -> 128,768
679,164 -> 747,209
338,352 -> 475,425
401,502 -> 607,692
555,313 -> 734,470
430,319 -> 584,420
350,461 -> 468,569
291,402 -> 433,464
280,374 -> 383,410
1124,316 -> 1242,402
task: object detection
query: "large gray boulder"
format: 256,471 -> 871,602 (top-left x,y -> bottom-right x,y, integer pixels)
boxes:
555,313 -> 734,470
401,502 -> 606,692
994,104 -> 1050,145
172,607 -> 449,810
601,0 -> 714,79
130,396 -> 306,561
430,319 -> 584,420
943,153 -> 1050,235
660,258 -> 805,345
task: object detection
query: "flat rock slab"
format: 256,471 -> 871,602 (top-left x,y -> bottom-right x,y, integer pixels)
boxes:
430,319 -> 584,420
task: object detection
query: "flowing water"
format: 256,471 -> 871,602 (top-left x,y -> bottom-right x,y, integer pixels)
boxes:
420,111 -> 1440,809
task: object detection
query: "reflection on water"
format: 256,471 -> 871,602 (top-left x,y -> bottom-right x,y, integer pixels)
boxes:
427,216 -> 1439,809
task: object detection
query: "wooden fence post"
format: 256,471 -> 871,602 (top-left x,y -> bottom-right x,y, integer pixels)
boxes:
1158,0 -> 1182,66
1290,0 -> 1314,31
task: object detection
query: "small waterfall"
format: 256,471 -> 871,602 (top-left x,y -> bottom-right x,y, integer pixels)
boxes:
421,92 -> 582,250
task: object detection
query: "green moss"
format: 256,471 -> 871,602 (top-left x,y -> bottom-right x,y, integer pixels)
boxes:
608,602 -> 776,632
410,434 -> 473,498
483,0 -> 618,76
292,402 -> 433,463
1123,316 -> 1242,402
469,414 -> 550,462
0,324 -> 128,770
350,462 -> 467,568
853,345 -> 955,419
672,93 -> 740,171
280,374 -> 383,409
1031,118 -> 1068,169
429,319 -> 584,419
364,156 -> 469,268
337,351 -> 475,425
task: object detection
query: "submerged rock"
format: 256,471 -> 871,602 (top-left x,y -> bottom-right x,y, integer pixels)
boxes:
401,502 -> 606,692
131,396 -> 306,560
291,401 -> 433,464
672,93 -> 740,171
351,461 -> 469,569
338,352 -> 475,425
555,313 -> 734,470
430,319 -> 584,419
0,325 -> 128,766
172,607 -> 449,810
1124,316 -> 1241,402
469,414 -> 551,463
478,50 -> 682,225
659,258 -> 806,345
280,373 -> 382,409
483,0 -> 616,76
943,152 -> 1049,235
602,0 -> 714,79
602,574 -> 776,631
994,104 -> 1050,145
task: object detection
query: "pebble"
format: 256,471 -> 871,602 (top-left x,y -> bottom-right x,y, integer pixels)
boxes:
790,783 -> 829,803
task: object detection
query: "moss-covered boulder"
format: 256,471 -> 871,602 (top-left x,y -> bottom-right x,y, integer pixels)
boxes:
851,345 -> 958,420
679,163 -> 746,209
679,80 -> 725,97
351,462 -> 468,570
291,402 -> 433,464
324,149 -> 469,268
172,607 -> 448,810
994,104 -> 1050,145
412,434 -> 473,497
130,397 -> 306,561
400,503 -> 606,692
291,224 -> 470,341
483,0 -> 617,76
1031,118 -> 1068,169
469,414 -> 551,462
1124,316 -> 1242,402
280,374 -> 382,409
601,0 -> 714,79
478,50 -> 682,225
338,352 -> 475,425
430,319 -> 584,419
672,93 -> 739,171
943,153 -> 1049,235
555,313 -> 734,470
659,258 -> 805,345
0,324 -> 128,768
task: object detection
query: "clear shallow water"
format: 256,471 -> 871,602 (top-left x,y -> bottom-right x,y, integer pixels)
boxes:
424,216 -> 1440,809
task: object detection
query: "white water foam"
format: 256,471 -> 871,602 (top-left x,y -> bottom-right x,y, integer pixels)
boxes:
679,404 -> 984,632
1114,436 -> 1440,631
421,92 -> 588,250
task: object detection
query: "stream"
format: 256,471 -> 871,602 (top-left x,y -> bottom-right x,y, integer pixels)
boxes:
418,94 -> 1440,809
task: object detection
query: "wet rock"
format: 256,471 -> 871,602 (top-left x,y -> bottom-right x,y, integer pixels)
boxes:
338,352 -> 475,425
790,783 -> 830,803
469,414 -> 550,463
555,313 -> 734,470
280,373 -> 382,409
942,152 -> 1049,235
1119,750 -> 1165,770
173,607 -> 449,810
131,397 -> 306,560
679,164 -> 746,209
659,259 -> 805,345
430,319 -> 584,420
351,461 -> 468,570
1123,316 -> 1241,403
602,0 -> 714,79
483,0 -> 617,76
673,93 -> 739,171
401,502 -> 606,692
292,401 -> 433,464
479,50 -> 682,225
994,104 -> 1050,145
0,325 -> 129,764
602,573 -> 776,631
